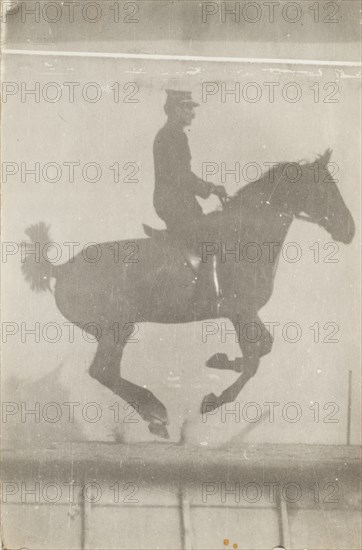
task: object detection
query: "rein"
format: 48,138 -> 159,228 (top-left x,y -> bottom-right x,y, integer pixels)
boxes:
295,213 -> 316,224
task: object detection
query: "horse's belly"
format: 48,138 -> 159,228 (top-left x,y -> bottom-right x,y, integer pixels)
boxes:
138,262 -> 196,323
231,263 -> 274,310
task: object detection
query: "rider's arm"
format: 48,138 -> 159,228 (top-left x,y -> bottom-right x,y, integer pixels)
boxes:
189,172 -> 214,199
190,174 -> 228,202
178,133 -> 226,200
179,135 -> 216,197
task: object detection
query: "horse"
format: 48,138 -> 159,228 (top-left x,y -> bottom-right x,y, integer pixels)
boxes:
22,149 -> 355,439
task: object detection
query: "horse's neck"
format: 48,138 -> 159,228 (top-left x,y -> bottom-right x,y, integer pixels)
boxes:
224,200 -> 294,266
262,205 -> 294,243
237,173 -> 297,243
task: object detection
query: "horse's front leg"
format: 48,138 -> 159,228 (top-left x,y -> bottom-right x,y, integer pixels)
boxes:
201,314 -> 272,413
205,313 -> 273,372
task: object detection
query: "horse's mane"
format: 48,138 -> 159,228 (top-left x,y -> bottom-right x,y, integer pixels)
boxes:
226,159 -> 313,211
237,161 -> 308,198
231,151 -> 334,205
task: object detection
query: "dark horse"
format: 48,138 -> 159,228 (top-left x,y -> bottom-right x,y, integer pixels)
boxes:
22,150 -> 355,439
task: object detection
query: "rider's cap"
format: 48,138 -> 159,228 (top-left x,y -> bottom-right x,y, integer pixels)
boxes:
165,89 -> 199,109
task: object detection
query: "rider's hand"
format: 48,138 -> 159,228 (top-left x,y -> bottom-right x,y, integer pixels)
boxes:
212,185 -> 228,203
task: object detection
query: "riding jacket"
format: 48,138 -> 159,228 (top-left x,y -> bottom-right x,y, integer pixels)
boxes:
153,121 -> 213,229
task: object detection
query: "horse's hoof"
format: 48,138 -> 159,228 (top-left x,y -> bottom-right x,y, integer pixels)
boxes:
148,421 -> 170,439
148,406 -> 169,426
206,353 -> 229,370
140,394 -> 169,425
200,393 -> 219,415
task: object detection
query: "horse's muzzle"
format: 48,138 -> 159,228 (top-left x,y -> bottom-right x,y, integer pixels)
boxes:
331,211 -> 355,244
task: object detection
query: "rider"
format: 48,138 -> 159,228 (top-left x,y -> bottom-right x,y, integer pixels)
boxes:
153,89 -> 227,310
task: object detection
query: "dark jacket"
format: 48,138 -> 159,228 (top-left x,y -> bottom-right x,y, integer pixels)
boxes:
153,122 -> 213,227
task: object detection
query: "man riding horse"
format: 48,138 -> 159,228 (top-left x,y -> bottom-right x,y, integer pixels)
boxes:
23,145 -> 355,437
153,89 -> 228,312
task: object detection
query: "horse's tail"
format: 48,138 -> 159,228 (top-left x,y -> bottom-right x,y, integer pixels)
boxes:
22,222 -> 54,292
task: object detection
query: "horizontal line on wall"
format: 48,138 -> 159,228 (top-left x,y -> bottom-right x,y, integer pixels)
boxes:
2,48 -> 362,67
4,501 -> 358,511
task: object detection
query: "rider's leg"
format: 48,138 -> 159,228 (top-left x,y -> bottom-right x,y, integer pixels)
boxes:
164,215 -> 222,312
190,218 -> 223,312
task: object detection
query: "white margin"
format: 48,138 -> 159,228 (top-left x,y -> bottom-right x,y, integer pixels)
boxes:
2,49 -> 362,67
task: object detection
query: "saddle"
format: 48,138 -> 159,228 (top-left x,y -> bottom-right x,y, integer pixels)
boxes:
143,224 -> 200,270
142,223 -> 169,242
142,224 -> 222,310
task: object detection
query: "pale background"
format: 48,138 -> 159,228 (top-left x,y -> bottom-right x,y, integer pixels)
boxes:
2,54 -> 360,446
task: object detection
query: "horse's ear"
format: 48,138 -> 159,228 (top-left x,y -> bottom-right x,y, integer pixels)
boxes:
320,148 -> 333,164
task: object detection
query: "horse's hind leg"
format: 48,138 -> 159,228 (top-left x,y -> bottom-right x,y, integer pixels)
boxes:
89,329 -> 169,438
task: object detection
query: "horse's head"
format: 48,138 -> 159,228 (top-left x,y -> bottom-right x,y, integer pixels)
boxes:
226,150 -> 355,245
298,149 -> 355,244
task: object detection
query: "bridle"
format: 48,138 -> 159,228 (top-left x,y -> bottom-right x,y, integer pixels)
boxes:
294,212 -> 332,232
222,166 -> 334,235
